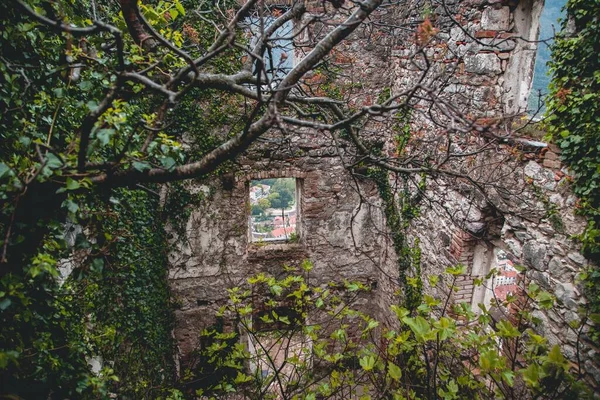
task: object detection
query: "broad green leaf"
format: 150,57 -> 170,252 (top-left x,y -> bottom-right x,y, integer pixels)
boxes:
521,363 -> 544,388
57,178 -> 81,193
359,355 -> 376,371
501,370 -> 515,387
133,161 -> 151,172
366,319 -> 379,330
388,362 -> 402,381
535,291 -> 554,309
545,345 -> 568,371
433,317 -> 455,341
496,320 -> 520,338
402,316 -> 432,342
479,349 -> 503,372
446,264 -> 466,276
0,163 -> 10,179
174,0 -> 185,15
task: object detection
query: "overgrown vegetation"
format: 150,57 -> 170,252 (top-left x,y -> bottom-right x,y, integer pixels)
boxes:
368,109 -> 424,310
184,263 -> 591,399
0,0 -> 236,396
1,0 -> 599,397
546,0 -> 600,338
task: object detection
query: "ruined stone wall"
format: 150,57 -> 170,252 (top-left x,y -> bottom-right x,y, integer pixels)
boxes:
387,0 -> 599,386
168,125 -> 400,359
167,0 -> 599,386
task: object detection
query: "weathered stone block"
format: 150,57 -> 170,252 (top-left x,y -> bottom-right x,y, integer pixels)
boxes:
481,6 -> 510,31
480,38 -> 516,52
464,53 -> 502,75
524,161 -> 544,180
523,241 -> 547,271
567,252 -> 586,266
554,281 -> 578,310
548,256 -> 568,276
544,151 -> 559,161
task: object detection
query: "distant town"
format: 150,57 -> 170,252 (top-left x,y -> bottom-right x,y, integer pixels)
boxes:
249,178 -> 297,242
493,250 -> 519,302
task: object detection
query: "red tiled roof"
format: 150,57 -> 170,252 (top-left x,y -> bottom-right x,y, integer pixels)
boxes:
271,227 -> 295,237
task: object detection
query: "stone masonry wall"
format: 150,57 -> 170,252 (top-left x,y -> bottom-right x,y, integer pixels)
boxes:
168,126 -> 399,360
386,0 -> 599,386
167,0 -> 599,386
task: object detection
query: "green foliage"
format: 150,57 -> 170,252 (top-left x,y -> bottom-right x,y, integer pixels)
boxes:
0,1 -> 217,395
267,178 -> 296,210
546,0 -> 600,339
78,188 -> 176,397
183,265 -> 591,399
369,158 -> 424,310
0,184 -> 177,398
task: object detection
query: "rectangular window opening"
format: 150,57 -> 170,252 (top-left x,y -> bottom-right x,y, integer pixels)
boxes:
249,178 -> 298,243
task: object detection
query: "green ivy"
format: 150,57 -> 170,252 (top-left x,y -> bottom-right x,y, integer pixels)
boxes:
370,167 -> 424,310
77,188 -> 176,398
366,108 -> 424,310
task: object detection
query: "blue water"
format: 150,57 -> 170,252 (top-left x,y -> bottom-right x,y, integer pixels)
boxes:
528,0 -> 568,112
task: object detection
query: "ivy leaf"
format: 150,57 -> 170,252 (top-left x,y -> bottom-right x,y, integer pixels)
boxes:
133,161 -> 151,172
91,258 -> 104,273
402,316 -> 433,342
66,178 -> 80,190
79,80 -> 93,91
359,355 -> 376,371
96,128 -> 115,146
57,178 -> 80,193
161,156 -> 176,170
0,350 -> 19,368
0,162 -> 10,180
0,298 -> 12,311
62,199 -> 79,214
388,362 -> 402,381
45,153 -> 63,169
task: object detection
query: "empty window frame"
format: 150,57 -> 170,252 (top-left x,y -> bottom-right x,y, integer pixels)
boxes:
249,178 -> 298,243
